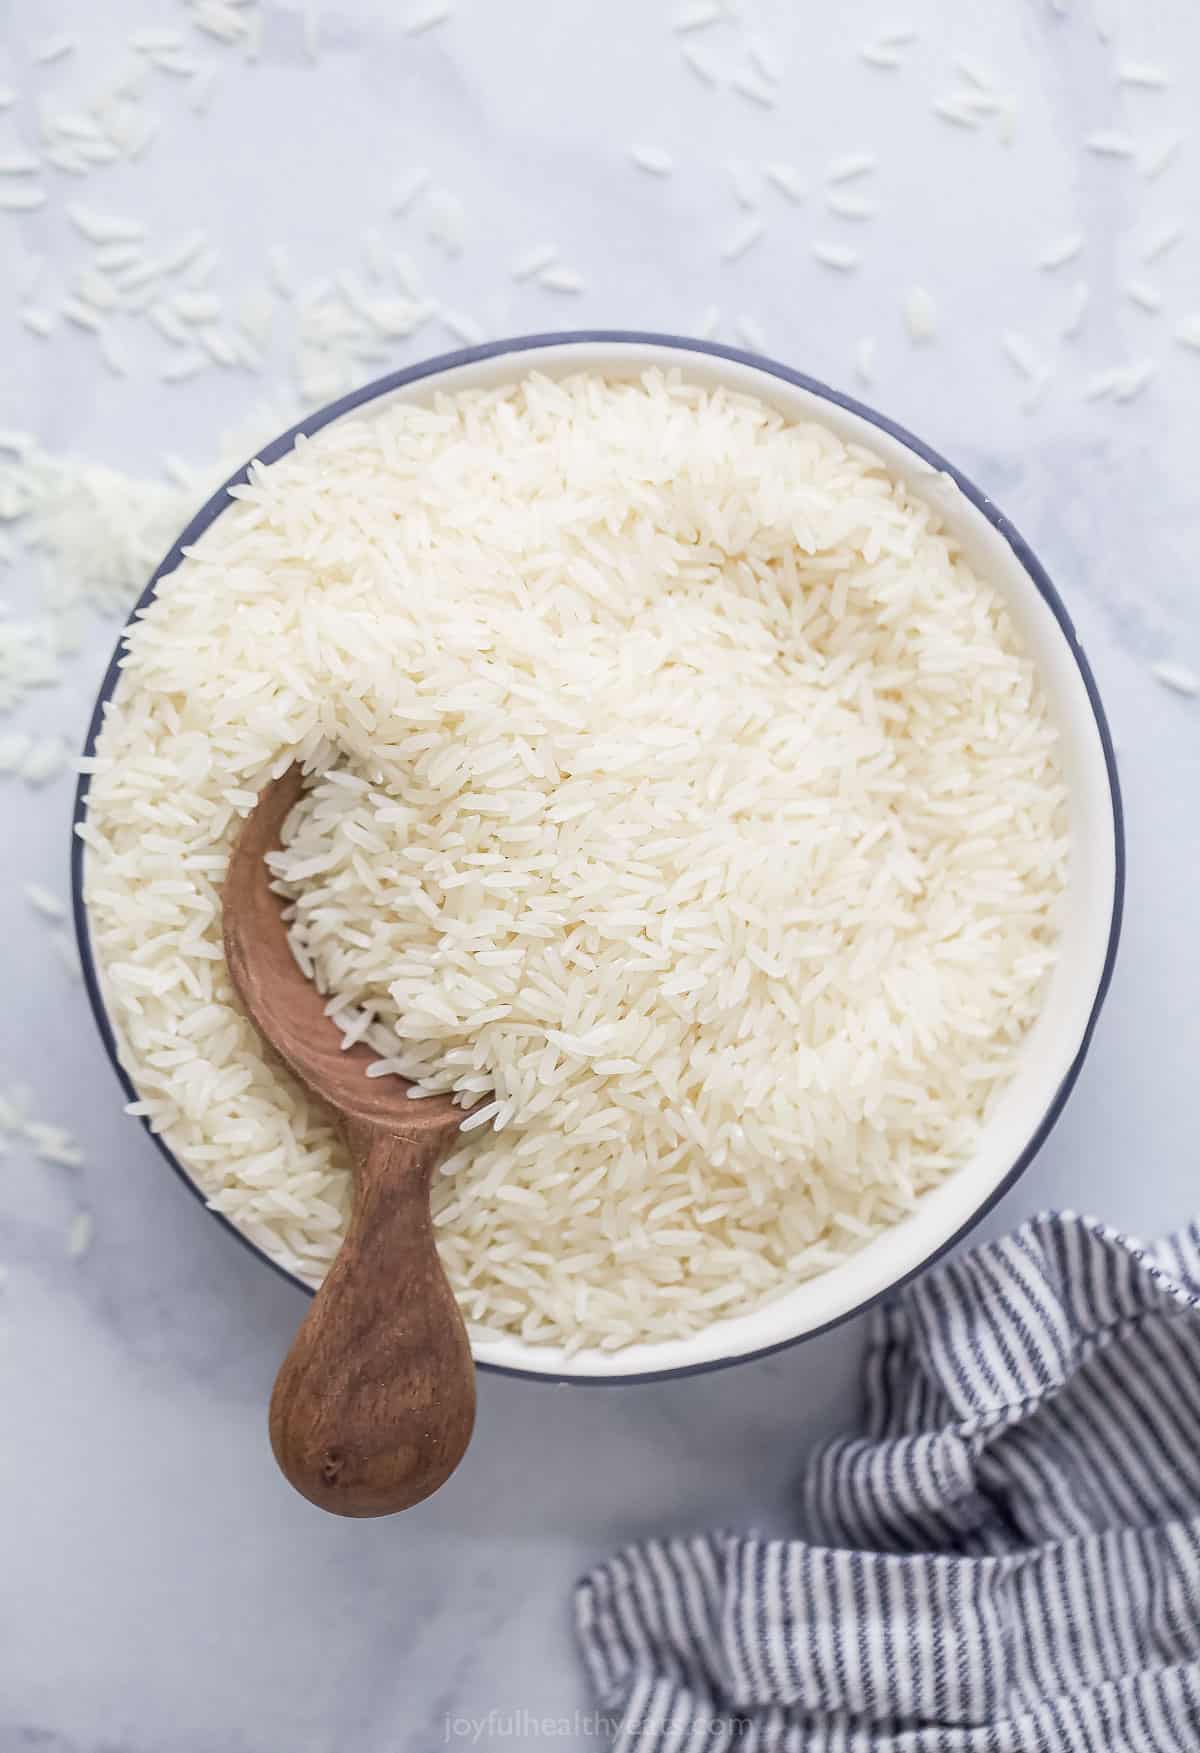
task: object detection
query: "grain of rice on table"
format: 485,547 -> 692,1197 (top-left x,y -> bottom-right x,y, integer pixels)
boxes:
82,370 -> 1067,1353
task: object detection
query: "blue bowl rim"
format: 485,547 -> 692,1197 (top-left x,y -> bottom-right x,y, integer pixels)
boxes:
70,329 -> 1126,1387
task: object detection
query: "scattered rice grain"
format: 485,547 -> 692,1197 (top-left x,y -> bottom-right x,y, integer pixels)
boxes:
1085,131 -> 1137,158
1039,232 -> 1083,270
1152,662 -> 1199,696
812,241 -> 860,271
730,70 -> 776,107
67,1213 -> 93,1257
1001,330 -> 1041,379
403,2 -> 453,34
735,314 -> 767,351
672,1 -> 721,29
905,285 -> 937,340
537,267 -> 585,293
764,161 -> 805,202
932,97 -> 979,129
827,152 -> 875,183
1125,279 -> 1162,313
1062,280 -> 1090,339
1140,133 -> 1184,179
826,191 -> 875,220
32,32 -> 77,65
511,243 -> 558,281
630,145 -> 674,176
720,215 -> 765,261
0,185 -> 46,211
1118,62 -> 1169,89
680,42 -> 720,85
860,44 -> 903,70
24,883 -> 64,920
1113,359 -> 1156,402
1142,220 -> 1183,262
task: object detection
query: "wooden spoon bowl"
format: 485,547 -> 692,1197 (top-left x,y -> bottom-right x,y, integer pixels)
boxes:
223,765 -> 476,1517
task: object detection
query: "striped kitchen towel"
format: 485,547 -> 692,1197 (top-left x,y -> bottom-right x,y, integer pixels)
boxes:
575,1214 -> 1200,1751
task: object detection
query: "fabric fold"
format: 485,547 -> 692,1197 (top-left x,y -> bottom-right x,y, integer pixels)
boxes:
576,1214 -> 1200,1751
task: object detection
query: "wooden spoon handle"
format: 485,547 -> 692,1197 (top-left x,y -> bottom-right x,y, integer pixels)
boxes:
268,1121 -> 476,1517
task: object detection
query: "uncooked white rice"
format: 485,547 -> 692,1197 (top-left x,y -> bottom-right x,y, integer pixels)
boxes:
728,162 -> 759,207
66,1212 -> 94,1256
1142,220 -> 1183,262
679,42 -> 720,85
954,54 -> 994,89
1022,368 -> 1053,415
765,162 -> 805,202
130,27 -> 184,52
932,97 -> 979,130
1125,280 -> 1162,313
21,736 -> 69,786
1083,366 -> 1126,401
52,928 -> 82,981
630,145 -> 674,176
860,44 -> 903,70
83,371 -> 1067,1354
97,322 -> 130,373
747,34 -> 782,82
720,215 -> 765,261
729,70 -> 776,108
1141,134 -> 1183,179
1001,330 -> 1042,379
672,1 -> 721,30
66,204 -> 146,242
536,266 -> 584,293
403,1 -> 453,34
440,308 -> 484,345
1112,360 -> 1156,402
32,32 -> 77,64
1062,281 -> 1090,339
904,286 -> 938,340
812,241 -> 859,271
1118,62 -> 1168,89
159,350 -> 206,382
62,298 -> 102,332
827,152 -> 875,183
1152,661 -> 1199,697
0,186 -> 47,211
1085,131 -> 1137,158
511,243 -> 558,281
391,167 -> 431,213
1038,232 -> 1083,270
24,882 -> 65,920
826,192 -> 876,220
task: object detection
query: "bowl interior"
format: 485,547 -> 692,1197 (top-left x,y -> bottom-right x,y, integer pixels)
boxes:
77,335 -> 1122,1383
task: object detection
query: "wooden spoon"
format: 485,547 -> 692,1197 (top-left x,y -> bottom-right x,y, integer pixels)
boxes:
222,764 -> 476,1518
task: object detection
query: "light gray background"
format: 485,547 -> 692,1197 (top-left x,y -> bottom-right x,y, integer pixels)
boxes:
2,0 -> 1198,1748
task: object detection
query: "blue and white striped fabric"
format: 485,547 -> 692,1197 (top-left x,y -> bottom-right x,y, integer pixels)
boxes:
576,1214 -> 1200,1751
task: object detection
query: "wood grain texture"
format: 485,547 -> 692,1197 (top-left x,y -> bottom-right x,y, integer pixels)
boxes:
268,1121 -> 476,1517
222,767 -> 477,1517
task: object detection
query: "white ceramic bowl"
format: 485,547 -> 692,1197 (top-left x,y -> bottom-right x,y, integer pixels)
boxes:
73,333 -> 1124,1383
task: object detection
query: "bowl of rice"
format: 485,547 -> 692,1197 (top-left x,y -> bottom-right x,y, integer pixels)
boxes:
73,332 -> 1123,1382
